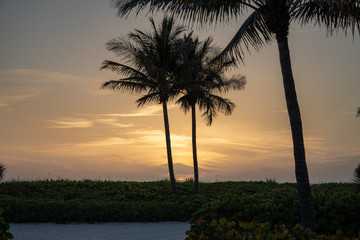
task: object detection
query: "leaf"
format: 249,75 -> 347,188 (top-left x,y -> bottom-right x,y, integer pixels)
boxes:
219,217 -> 227,226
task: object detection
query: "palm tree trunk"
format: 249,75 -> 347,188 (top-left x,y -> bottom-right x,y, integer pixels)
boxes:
276,37 -> 315,231
191,104 -> 200,194
162,101 -> 178,195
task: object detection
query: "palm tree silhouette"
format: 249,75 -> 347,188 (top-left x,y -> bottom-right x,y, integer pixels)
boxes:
111,0 -> 360,229
101,16 -> 186,194
176,33 -> 246,194
0,163 -> 5,181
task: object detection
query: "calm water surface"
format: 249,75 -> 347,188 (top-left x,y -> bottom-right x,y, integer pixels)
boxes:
10,222 -> 190,240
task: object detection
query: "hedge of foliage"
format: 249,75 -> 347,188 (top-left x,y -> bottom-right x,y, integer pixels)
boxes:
185,219 -> 360,240
190,183 -> 360,236
0,180 -> 358,236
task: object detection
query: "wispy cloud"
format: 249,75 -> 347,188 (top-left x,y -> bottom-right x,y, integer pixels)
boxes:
77,137 -> 134,147
94,118 -> 134,128
129,129 -> 191,148
0,68 -> 82,83
47,118 -> 93,128
0,88 -> 40,107
0,68 -> 88,109
82,104 -> 177,118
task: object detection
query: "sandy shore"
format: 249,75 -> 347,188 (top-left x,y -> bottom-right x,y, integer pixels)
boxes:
10,222 -> 190,240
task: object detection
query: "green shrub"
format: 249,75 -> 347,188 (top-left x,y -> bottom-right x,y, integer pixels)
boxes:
0,208 -> 13,240
191,184 -> 360,235
185,218 -> 360,240
0,179 -> 358,235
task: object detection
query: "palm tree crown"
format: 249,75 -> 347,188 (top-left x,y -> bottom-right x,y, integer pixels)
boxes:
102,16 -> 185,105
101,16 -> 186,194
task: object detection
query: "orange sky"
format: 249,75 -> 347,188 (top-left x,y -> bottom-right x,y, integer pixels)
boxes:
0,1 -> 359,182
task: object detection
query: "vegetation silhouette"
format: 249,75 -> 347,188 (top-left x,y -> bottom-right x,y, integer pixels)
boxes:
175,33 -> 246,194
0,163 -> 5,181
101,16 -> 186,194
111,0 -> 360,230
354,163 -> 360,192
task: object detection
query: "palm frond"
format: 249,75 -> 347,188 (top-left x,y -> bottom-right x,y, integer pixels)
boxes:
111,0 -> 152,17
101,60 -> 147,77
102,79 -> 148,94
0,163 -> 5,181
211,10 -> 273,63
136,92 -> 161,106
197,94 -> 235,126
199,97 -> 217,126
112,0 -> 254,25
210,94 -> 236,116
292,0 -> 360,35
217,75 -> 247,93
354,163 -> 360,191
175,95 -> 193,114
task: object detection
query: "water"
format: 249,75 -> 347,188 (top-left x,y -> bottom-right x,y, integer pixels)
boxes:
10,222 -> 190,240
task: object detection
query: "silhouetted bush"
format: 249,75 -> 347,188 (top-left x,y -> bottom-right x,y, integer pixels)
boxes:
185,219 -> 360,240
0,180 -> 358,235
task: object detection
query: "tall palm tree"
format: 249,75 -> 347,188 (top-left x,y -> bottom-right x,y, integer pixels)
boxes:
111,0 -> 360,230
0,163 -> 5,181
176,33 -> 246,194
101,16 -> 186,194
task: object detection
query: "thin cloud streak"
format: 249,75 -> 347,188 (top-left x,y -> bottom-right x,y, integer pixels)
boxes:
0,89 -> 39,107
81,104 -> 177,118
77,137 -> 135,147
47,118 -> 94,128
0,68 -> 83,83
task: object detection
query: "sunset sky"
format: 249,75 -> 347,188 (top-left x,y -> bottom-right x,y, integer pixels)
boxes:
0,0 -> 359,183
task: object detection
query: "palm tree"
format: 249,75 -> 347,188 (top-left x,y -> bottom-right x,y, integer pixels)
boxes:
101,16 -> 186,194
0,163 -> 5,181
176,33 -> 246,194
354,163 -> 360,192
111,0 -> 360,230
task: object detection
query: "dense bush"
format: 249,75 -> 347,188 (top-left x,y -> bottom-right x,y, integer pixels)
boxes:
0,180 -> 205,223
191,183 -> 360,235
0,180 -> 358,236
190,187 -> 299,228
0,208 -> 13,240
185,218 -> 360,240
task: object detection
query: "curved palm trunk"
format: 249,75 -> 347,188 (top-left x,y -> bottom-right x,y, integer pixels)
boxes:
162,101 -> 178,195
276,37 -> 315,231
191,104 -> 200,194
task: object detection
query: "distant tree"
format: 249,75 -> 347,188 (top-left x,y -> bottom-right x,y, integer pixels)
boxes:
176,33 -> 246,194
354,163 -> 360,192
0,163 -> 5,181
101,16 -> 186,194
111,0 -> 360,230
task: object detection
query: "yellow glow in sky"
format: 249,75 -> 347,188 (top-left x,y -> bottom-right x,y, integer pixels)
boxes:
0,1 -> 359,183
